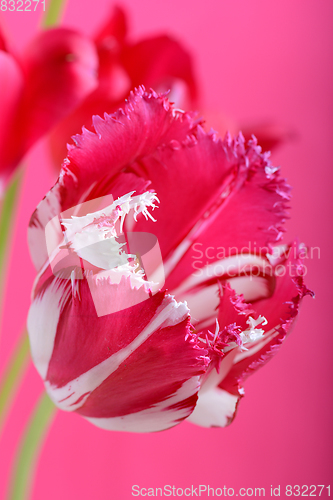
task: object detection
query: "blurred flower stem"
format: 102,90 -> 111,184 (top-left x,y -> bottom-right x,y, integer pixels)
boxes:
0,168 -> 24,327
42,0 -> 68,28
0,331 -> 30,433
7,393 -> 56,500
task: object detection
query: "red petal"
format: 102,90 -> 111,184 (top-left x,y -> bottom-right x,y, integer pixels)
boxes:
77,298 -> 205,420
168,254 -> 275,329
49,53 -> 131,167
133,127 -> 235,264
46,277 -> 168,386
94,5 -> 127,46
120,35 -> 198,106
188,247 -> 313,428
242,122 -> 295,152
18,28 -> 99,152
66,88 -> 197,177
0,27 -> 7,52
30,89 -> 199,271
162,133 -> 291,292
28,272 -> 208,432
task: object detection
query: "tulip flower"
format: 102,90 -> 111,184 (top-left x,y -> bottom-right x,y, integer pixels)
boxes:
27,88 -> 312,432
0,6 -> 197,194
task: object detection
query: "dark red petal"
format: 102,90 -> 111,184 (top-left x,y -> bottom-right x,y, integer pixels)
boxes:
218,282 -> 255,332
94,5 -> 127,46
0,50 -> 24,190
0,27 -> 7,52
46,277 -> 168,387
77,311 -> 205,420
242,122 -> 295,152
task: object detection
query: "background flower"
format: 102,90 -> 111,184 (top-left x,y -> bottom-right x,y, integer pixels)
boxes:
48,5 -> 198,166
0,0 -> 331,498
0,24 -> 99,193
0,5 -> 197,194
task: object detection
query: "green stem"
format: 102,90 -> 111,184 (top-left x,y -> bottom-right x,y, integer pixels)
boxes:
0,169 -> 24,317
42,0 -> 68,28
7,392 -> 56,500
0,332 -> 30,433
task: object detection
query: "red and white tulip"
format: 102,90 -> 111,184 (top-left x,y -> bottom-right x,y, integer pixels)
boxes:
27,88 -> 312,432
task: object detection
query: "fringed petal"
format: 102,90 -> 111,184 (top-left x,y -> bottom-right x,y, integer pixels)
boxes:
189,246 -> 313,428
169,254 -> 274,329
28,170 -> 150,272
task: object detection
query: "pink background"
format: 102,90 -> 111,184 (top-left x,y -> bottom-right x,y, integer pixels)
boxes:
0,0 -> 332,498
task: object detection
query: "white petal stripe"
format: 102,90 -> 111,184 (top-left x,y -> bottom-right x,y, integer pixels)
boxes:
171,254 -> 269,297
27,279 -> 71,379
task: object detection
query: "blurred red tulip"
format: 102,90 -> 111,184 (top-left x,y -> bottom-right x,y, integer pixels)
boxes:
0,6 -> 198,194
0,25 -> 99,194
